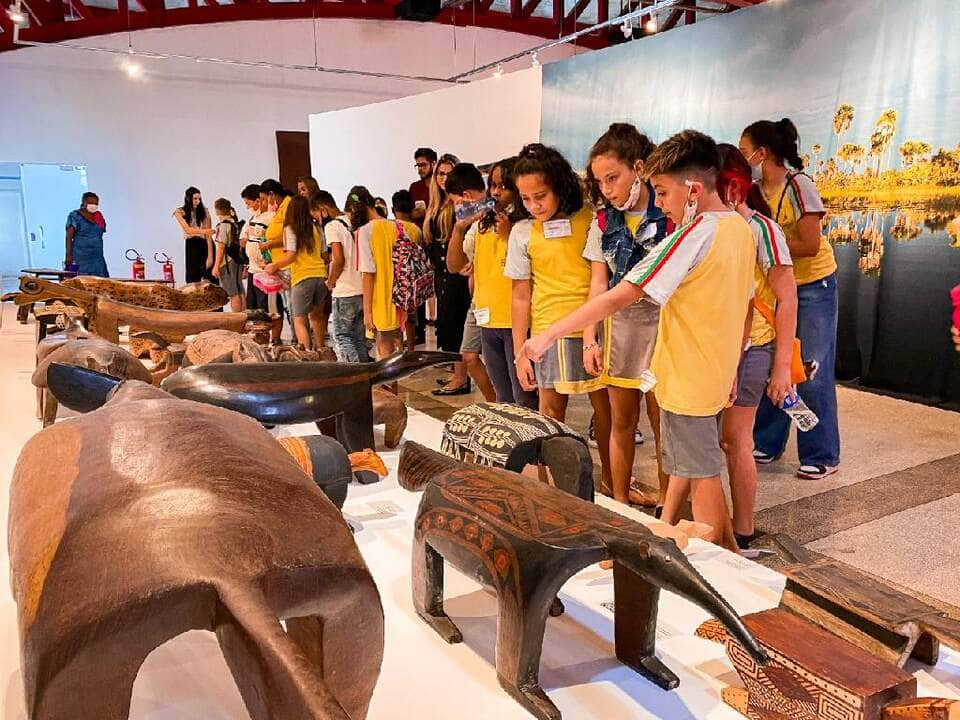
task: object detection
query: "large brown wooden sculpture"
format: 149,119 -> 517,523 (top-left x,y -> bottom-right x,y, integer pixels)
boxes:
3,276 -> 252,344
9,369 -> 384,720
158,351 -> 459,482
698,608 -> 959,720
398,441 -> 767,720
62,275 -> 228,310
755,534 -> 960,668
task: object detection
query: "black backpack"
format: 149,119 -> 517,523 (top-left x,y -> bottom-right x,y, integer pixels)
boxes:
221,219 -> 248,265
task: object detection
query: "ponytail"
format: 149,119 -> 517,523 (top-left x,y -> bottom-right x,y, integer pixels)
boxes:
742,118 -> 804,170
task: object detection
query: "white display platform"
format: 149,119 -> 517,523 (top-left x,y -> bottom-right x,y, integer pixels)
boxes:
0,311 -> 958,718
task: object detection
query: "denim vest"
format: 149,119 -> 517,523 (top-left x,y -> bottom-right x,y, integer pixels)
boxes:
598,185 -> 670,287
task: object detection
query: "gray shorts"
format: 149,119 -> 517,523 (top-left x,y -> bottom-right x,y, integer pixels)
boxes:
219,259 -> 245,298
660,408 -> 723,478
291,276 -> 329,318
461,310 -> 482,354
601,298 -> 659,390
533,335 -> 602,395
734,343 -> 774,408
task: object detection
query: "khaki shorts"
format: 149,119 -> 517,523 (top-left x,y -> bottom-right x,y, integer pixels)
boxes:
461,309 -> 482,354
533,336 -> 603,395
660,408 -> 723,478
601,298 -> 659,390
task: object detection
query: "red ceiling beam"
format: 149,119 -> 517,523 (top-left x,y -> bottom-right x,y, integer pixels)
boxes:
563,0 -> 591,32
661,8 -> 682,29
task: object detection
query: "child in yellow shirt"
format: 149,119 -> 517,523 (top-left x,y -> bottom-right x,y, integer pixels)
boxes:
263,195 -> 327,350
505,143 -> 612,494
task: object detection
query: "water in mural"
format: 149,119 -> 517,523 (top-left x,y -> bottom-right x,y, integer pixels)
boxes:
540,0 -> 960,404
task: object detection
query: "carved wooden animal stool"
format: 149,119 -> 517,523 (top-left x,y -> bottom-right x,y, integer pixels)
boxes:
34,319 -> 93,420
32,338 -> 152,425
441,402 -> 593,500
398,442 -> 766,720
697,608 -> 960,720
372,387 -> 408,449
62,276 -> 228,310
158,351 -> 459,483
182,329 -> 269,365
4,277 -> 253,344
10,370 -> 384,720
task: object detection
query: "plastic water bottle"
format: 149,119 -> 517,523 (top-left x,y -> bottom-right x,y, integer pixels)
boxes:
455,198 -> 496,222
782,391 -> 819,432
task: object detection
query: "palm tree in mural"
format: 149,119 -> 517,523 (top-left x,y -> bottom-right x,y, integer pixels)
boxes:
811,144 -> 822,175
837,143 -> 859,173
899,140 -> 932,168
832,104 -> 854,155
870,109 -> 898,173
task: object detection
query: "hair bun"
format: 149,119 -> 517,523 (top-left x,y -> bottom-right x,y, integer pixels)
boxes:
776,118 -> 799,141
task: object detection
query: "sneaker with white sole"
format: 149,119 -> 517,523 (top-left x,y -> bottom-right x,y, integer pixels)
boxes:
635,429 -> 644,445
753,450 -> 780,465
797,464 -> 838,480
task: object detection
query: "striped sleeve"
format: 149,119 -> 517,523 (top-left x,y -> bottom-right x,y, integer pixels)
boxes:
750,212 -> 793,273
624,214 -> 713,306
786,173 -> 826,218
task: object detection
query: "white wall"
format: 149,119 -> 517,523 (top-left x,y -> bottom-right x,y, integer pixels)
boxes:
0,19 -> 576,282
309,67 -> 543,209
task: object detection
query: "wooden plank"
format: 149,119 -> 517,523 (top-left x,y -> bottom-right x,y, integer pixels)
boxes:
757,534 -> 960,668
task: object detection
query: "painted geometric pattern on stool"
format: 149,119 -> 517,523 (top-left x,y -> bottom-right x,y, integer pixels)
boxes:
697,619 -> 863,720
441,402 -> 584,469
417,507 -> 521,601
435,467 -> 645,547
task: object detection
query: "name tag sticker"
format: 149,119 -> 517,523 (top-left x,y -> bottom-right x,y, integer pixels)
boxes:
542,219 -> 572,239
474,307 -> 491,326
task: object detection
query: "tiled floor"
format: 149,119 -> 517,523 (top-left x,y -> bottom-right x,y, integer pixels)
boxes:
404,325 -> 960,609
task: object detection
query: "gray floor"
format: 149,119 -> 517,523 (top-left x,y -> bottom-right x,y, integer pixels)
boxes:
403,325 -> 960,608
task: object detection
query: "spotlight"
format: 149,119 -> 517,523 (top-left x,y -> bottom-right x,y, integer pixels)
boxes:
644,15 -> 657,33
123,59 -> 143,78
6,5 -> 26,24
530,52 -> 539,68
492,63 -> 503,79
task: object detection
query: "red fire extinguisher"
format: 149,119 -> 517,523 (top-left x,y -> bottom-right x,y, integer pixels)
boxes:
125,248 -> 145,280
155,252 -> 174,283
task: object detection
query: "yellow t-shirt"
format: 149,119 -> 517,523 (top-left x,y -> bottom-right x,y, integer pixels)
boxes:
765,173 -> 833,285
283,225 -> 327,286
358,219 -> 423,332
504,207 -> 593,335
471,226 -> 513,329
265,196 -> 290,244
626,212 -> 756,416
746,211 -> 793,347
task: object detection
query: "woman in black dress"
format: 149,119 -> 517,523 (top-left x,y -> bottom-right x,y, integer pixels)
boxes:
173,186 -> 215,283
425,154 -> 472,395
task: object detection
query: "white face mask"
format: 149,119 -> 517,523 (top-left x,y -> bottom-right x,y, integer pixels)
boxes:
746,149 -> 763,182
615,173 -> 644,212
85,203 -> 99,213
681,180 -> 698,226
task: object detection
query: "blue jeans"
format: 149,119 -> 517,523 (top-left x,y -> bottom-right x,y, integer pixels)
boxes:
480,327 -> 538,410
754,272 -> 840,467
332,295 -> 369,363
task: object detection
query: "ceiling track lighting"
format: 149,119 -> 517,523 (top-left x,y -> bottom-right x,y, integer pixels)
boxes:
6,1 -> 26,25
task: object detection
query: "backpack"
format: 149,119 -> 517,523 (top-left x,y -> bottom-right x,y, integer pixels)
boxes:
221,219 -> 249,265
391,221 -> 434,314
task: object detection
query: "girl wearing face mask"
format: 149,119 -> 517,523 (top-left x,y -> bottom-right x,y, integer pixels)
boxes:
740,118 -> 837,481
519,131 -> 756,552
582,123 -> 672,510
505,142 -> 613,494
65,192 -> 109,276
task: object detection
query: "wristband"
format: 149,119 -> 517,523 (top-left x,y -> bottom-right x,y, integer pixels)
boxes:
582,342 -> 599,352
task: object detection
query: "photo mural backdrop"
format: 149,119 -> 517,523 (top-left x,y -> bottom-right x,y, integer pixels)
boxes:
541,0 -> 960,407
